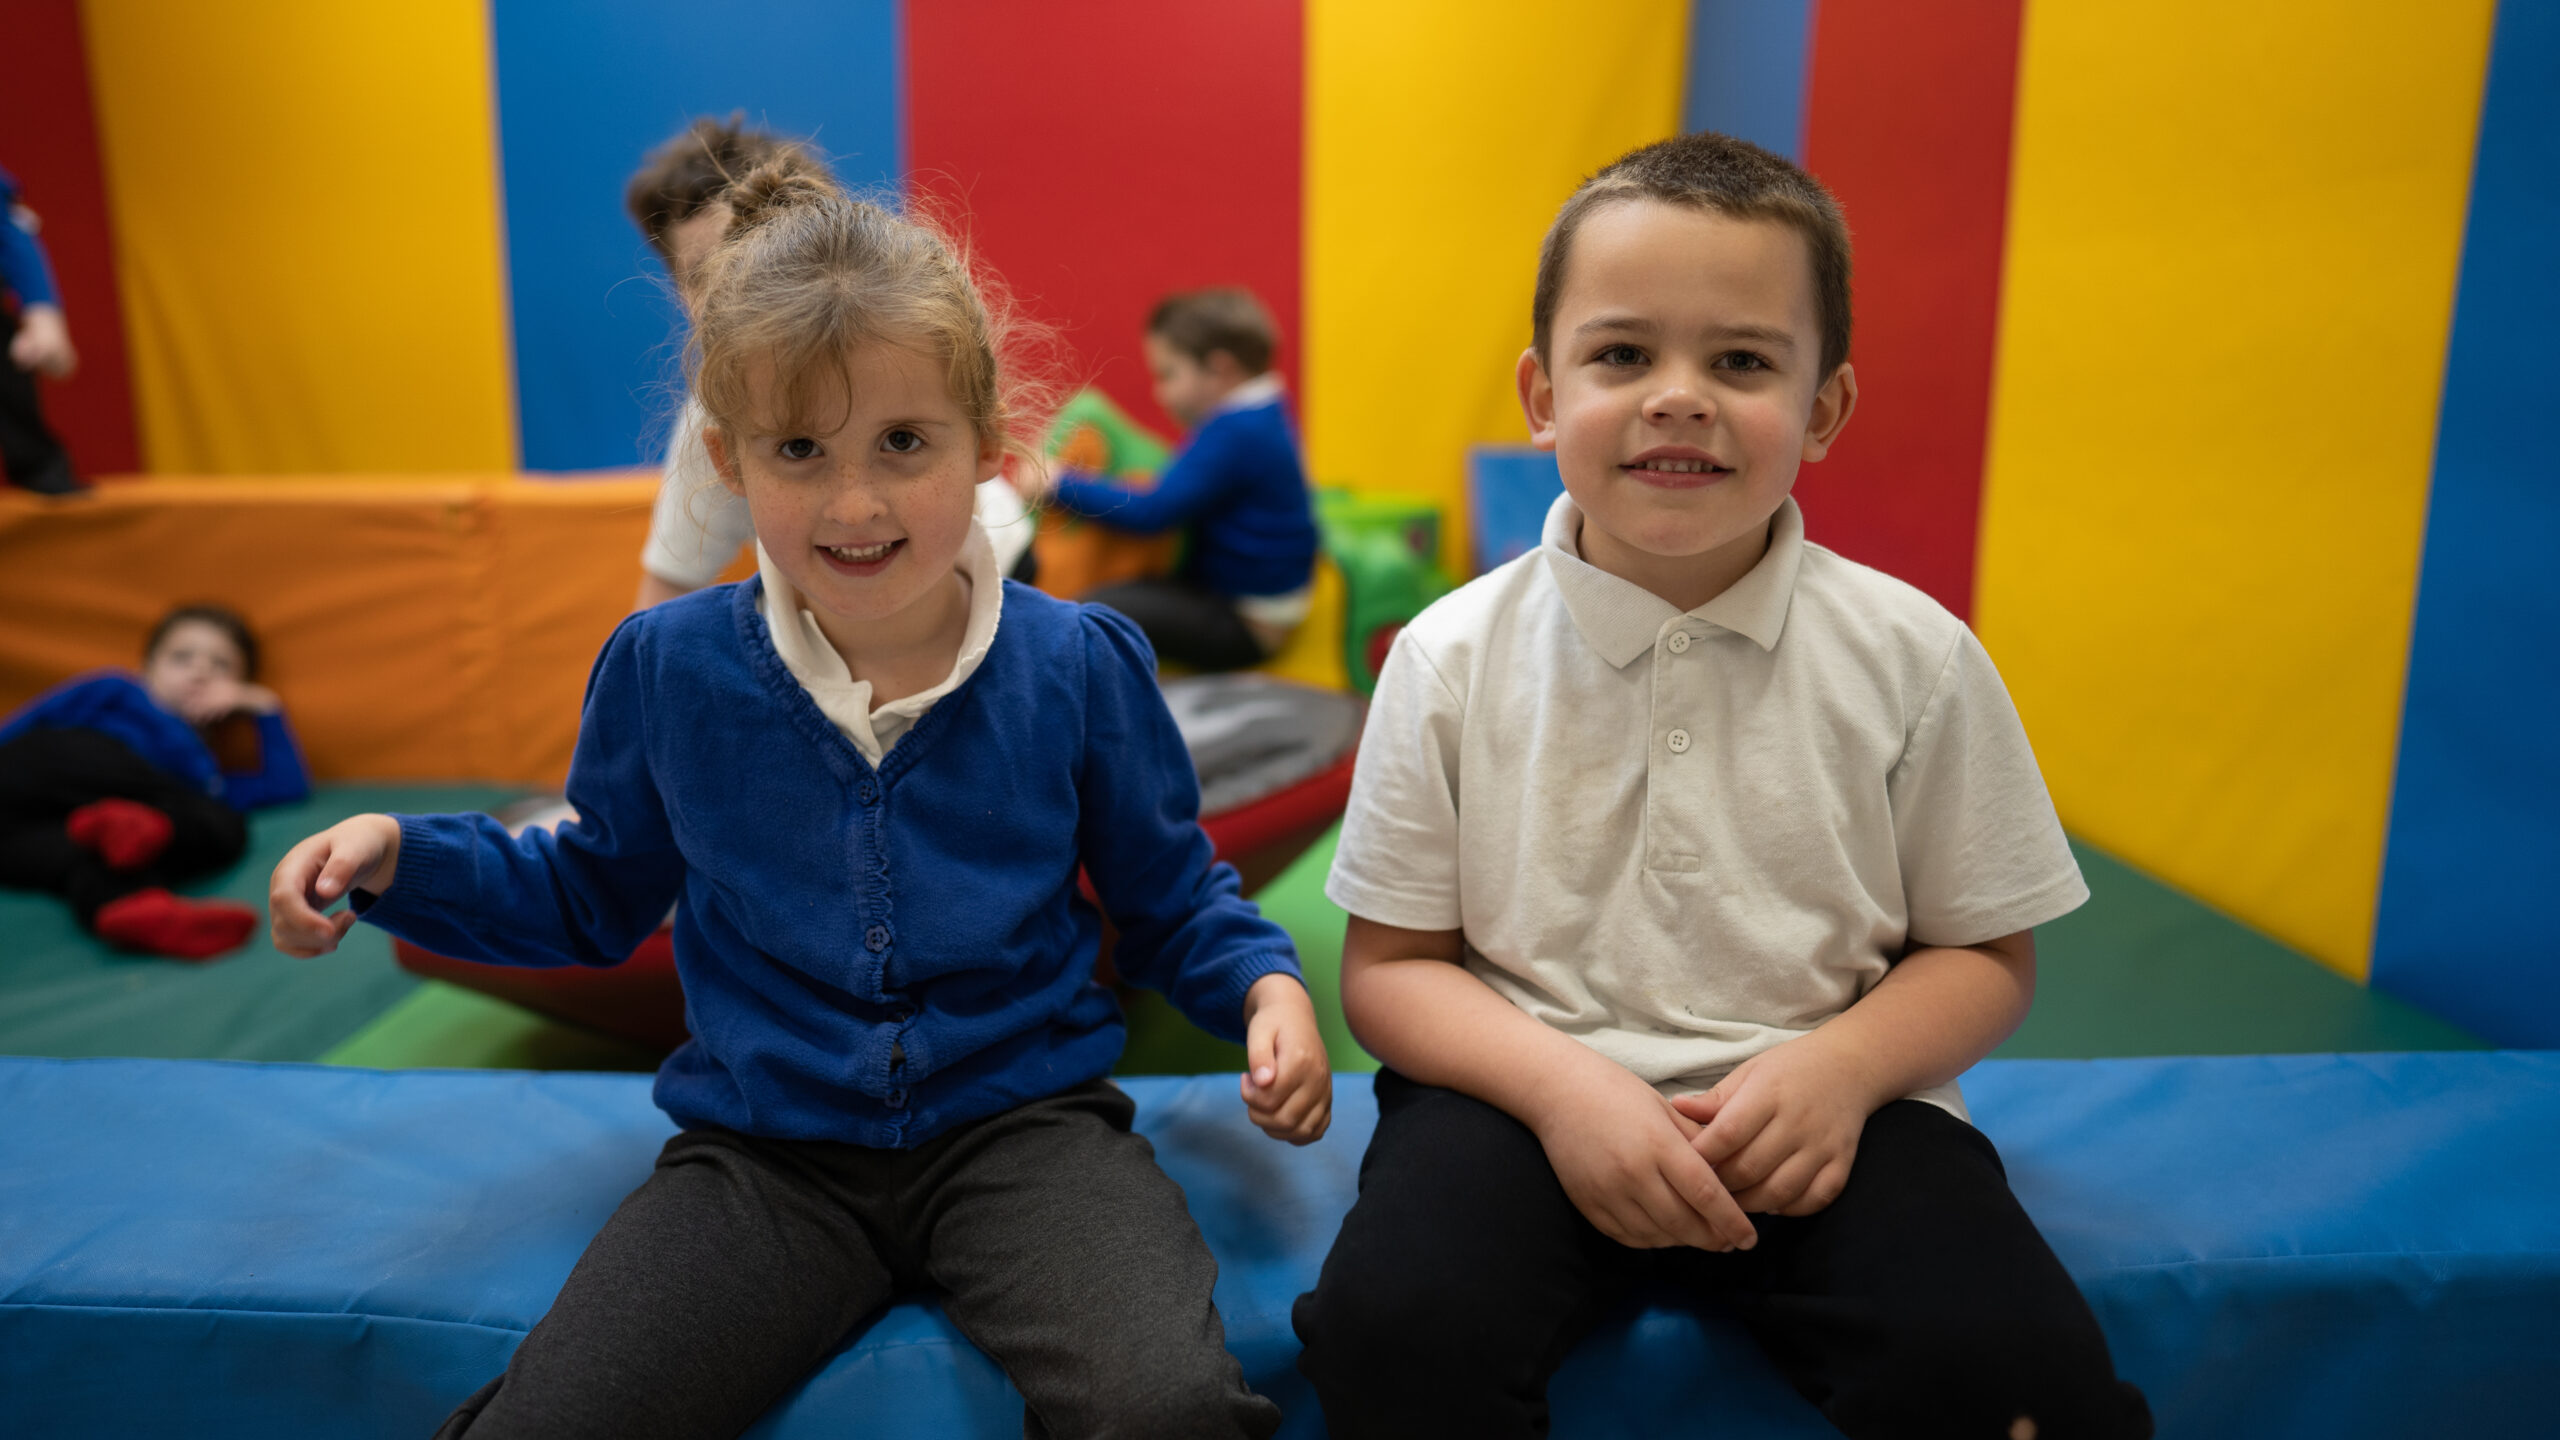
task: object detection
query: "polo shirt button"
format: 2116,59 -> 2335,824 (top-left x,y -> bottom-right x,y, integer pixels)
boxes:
865,924 -> 891,952
1666,728 -> 1691,754
1668,632 -> 1691,654
857,777 -> 878,805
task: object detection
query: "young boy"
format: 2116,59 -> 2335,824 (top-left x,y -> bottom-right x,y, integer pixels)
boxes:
1292,133 -> 2153,1439
1028,287 -> 1320,671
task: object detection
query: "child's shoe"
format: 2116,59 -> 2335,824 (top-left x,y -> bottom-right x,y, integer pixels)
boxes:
67,799 -> 175,870
95,888 -> 256,960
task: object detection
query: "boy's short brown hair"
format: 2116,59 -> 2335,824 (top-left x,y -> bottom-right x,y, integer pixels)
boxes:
1146,287 -> 1279,376
1532,131 -> 1853,378
625,114 -> 811,261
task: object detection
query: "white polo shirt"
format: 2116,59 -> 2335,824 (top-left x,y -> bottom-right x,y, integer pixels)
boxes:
1326,494 -> 2088,1118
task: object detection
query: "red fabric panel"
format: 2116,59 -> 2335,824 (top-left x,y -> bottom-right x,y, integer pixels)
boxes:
1797,0 -> 2026,620
905,0 -> 1303,438
1,0 -> 140,476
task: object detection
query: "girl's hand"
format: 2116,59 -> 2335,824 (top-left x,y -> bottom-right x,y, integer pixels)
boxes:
268,815 -> 403,957
1672,1033 -> 1880,1217
1529,1055 -> 1759,1252
1239,972 -> 1332,1144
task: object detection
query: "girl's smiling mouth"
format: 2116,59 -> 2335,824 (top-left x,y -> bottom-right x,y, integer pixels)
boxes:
818,538 -> 905,575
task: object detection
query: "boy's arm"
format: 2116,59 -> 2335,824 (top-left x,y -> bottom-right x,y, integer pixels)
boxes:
1676,931 -> 2034,1215
1048,423 -> 1235,535
1343,914 -> 1757,1252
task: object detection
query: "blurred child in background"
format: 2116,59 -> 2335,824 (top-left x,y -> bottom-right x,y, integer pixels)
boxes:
1026,287 -> 1318,671
2,163 -> 83,495
0,604 -> 308,958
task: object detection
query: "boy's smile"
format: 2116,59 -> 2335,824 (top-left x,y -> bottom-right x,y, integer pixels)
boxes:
1519,200 -> 1854,611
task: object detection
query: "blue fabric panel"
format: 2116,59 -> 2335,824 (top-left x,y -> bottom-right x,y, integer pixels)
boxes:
6,1053 -> 2558,1437
491,0 -> 903,471
1466,445 -> 1564,575
1682,0 -> 1816,157
2372,0 -> 2560,1047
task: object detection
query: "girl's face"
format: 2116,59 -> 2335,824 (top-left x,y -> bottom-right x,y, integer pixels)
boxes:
708,340 -> 998,651
142,619 -> 247,716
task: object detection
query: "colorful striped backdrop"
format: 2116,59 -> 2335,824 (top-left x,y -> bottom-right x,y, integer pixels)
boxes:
9,0 -> 2553,1042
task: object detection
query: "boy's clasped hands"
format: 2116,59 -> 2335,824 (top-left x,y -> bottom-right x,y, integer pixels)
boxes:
1531,1031 -> 1879,1253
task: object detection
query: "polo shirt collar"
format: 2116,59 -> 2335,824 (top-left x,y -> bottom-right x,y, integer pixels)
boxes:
1214,372 -> 1286,414
1540,492 -> 1804,666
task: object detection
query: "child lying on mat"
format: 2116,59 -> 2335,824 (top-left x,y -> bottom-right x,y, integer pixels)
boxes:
0,603 -> 308,958
272,149 -> 1328,1440
1018,287 -> 1320,672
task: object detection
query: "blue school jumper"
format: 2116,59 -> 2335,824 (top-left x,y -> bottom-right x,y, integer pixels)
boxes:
358,578 -> 1300,1148
0,672 -> 311,810
1051,396 -> 1319,600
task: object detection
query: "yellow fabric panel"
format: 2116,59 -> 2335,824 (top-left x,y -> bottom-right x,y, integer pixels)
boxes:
1974,1 -> 2494,979
82,0 -> 515,473
1304,0 -> 1687,574
1255,556 -> 1352,694
0,477 -> 655,787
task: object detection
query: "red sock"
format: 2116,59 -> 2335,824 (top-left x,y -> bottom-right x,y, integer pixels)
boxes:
67,798 -> 175,870
94,888 -> 256,961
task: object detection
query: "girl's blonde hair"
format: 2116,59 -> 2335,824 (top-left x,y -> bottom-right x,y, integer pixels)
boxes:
688,149 -> 1046,475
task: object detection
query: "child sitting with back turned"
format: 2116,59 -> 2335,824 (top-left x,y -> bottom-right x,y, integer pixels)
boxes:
271,156 -> 1328,1440
1292,132 -> 2152,1439
0,604 -> 307,958
1025,287 -> 1319,671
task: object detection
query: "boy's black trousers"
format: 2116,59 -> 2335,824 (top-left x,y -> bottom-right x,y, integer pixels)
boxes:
1295,1069 -> 2154,1440
0,727 -> 247,924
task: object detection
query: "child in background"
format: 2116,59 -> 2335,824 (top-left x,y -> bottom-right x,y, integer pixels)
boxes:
1294,133 -> 2151,1438
1025,287 -> 1319,671
0,604 -> 308,958
628,117 -> 1033,610
271,158 -> 1327,1440
2,163 -> 83,495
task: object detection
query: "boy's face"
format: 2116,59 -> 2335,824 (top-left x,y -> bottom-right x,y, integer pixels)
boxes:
665,204 -> 730,315
1144,334 -> 1245,432
705,340 -> 996,653
1519,200 -> 1854,601
142,619 -> 246,717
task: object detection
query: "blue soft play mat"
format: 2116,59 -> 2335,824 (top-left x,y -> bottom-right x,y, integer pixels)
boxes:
3,1052 -> 2553,1437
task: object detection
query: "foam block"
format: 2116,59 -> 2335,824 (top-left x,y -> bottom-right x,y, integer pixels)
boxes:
4,1053 -> 2554,1436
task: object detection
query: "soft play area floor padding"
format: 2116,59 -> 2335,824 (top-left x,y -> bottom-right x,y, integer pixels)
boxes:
0,783 -> 2486,1070
6,1051 -> 2553,1437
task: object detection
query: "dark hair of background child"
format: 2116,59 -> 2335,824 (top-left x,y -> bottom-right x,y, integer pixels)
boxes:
625,114 -> 803,262
146,603 -> 260,682
1146,287 -> 1279,376
1532,130 -> 1854,378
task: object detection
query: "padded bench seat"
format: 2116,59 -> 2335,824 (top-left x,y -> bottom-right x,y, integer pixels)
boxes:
4,1052 -> 2553,1437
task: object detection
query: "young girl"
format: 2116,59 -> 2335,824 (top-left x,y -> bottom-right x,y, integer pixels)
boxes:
0,603 -> 307,958
270,158 -> 1330,1440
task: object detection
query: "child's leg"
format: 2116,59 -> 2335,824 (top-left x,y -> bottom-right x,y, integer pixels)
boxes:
436,1128 -> 896,1440
905,1079 -> 1278,1440
0,730 -> 253,954
1292,1070 -> 1622,1440
1083,579 -> 1266,672
1663,1100 -> 2153,1440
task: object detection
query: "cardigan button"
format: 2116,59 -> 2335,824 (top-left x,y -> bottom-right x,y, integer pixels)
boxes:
886,1088 -> 908,1108
865,924 -> 891,952
857,777 -> 879,805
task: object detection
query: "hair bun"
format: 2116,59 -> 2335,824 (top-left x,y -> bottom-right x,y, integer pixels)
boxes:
724,149 -> 834,234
